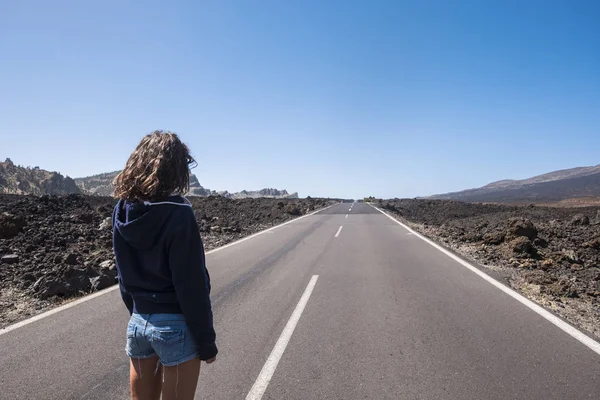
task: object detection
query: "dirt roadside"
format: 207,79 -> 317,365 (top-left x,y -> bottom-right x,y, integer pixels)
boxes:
0,194 -> 337,328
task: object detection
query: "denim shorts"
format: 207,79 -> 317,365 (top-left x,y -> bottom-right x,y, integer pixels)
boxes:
126,313 -> 199,366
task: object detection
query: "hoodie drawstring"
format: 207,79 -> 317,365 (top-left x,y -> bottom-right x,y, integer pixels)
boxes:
142,196 -> 193,207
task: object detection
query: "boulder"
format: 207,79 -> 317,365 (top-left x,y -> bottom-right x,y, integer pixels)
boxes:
544,279 -> 579,298
509,237 -> 535,255
0,213 -> 26,239
1,254 -> 19,264
74,212 -> 95,223
98,217 -> 112,230
507,218 -> 538,240
483,231 -> 505,245
284,204 -> 301,216
583,238 -> 600,250
570,214 -> 590,226
64,253 -> 79,265
562,249 -> 580,263
32,277 -> 70,299
90,271 -> 116,291
99,260 -> 115,270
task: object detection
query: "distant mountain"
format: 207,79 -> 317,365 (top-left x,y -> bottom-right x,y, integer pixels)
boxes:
74,171 -> 217,197
0,158 -> 80,195
1,159 -> 298,199
218,188 -> 299,199
188,174 -> 215,197
75,171 -> 296,199
73,171 -> 119,196
430,165 -> 600,203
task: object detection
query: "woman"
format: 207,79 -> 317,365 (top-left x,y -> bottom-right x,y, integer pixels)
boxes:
112,131 -> 217,400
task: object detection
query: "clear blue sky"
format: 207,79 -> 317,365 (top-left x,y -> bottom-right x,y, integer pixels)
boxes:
1,1 -> 599,199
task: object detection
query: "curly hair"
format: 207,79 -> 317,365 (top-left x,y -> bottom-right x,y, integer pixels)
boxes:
113,130 -> 196,201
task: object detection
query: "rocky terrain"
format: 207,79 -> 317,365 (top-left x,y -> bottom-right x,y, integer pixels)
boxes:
0,159 -> 80,195
430,164 -> 600,204
0,194 -> 335,328
376,199 -> 600,338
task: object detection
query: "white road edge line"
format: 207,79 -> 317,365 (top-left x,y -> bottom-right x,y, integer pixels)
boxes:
246,275 -> 319,400
369,204 -> 600,356
335,225 -> 343,238
345,214 -> 348,219
0,204 -> 337,336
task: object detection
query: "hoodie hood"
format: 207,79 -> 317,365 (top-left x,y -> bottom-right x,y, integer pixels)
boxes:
114,195 -> 192,250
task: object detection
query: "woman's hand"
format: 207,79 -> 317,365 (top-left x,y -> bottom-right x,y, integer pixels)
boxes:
205,357 -> 216,364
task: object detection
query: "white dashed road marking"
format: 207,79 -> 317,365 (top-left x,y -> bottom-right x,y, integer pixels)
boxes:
246,275 -> 319,400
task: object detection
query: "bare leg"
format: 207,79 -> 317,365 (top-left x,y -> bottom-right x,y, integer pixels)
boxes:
161,358 -> 201,400
130,356 -> 162,400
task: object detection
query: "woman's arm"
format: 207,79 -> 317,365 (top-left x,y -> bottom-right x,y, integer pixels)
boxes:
118,279 -> 134,315
168,208 -> 218,361
113,203 -> 134,315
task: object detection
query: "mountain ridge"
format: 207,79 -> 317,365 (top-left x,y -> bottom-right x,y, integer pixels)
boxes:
430,164 -> 600,203
0,158 -> 80,195
74,171 -> 298,199
482,165 -> 600,190
1,159 -> 298,199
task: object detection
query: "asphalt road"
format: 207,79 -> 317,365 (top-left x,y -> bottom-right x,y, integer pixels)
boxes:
1,202 -> 599,399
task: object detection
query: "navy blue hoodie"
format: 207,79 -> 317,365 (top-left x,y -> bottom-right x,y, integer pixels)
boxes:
112,195 -> 217,360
